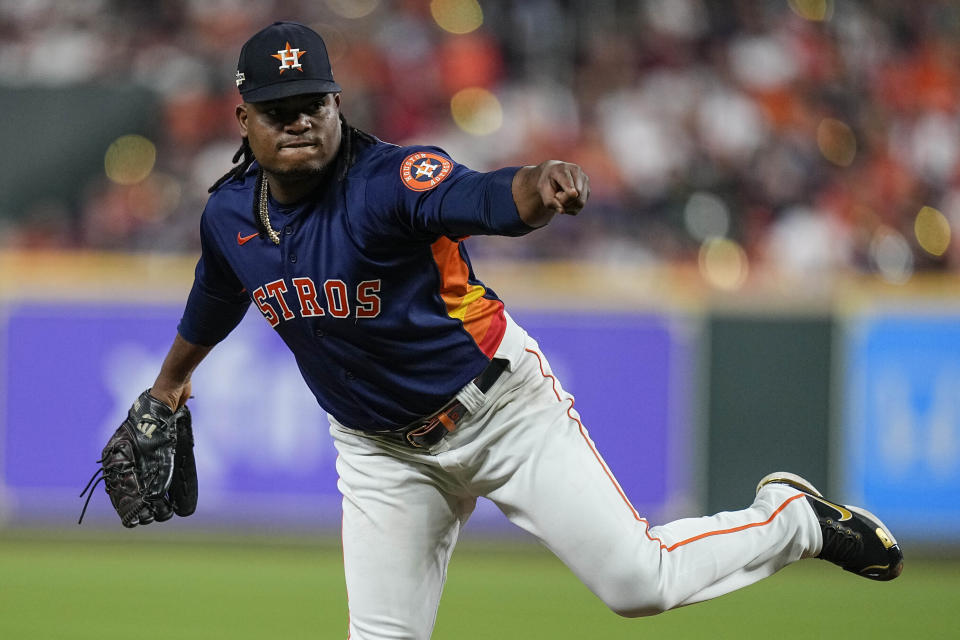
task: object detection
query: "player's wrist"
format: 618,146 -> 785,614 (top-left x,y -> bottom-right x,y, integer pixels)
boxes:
149,380 -> 190,411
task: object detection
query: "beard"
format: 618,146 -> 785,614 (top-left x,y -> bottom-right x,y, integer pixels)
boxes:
260,153 -> 337,193
269,162 -> 328,180
248,119 -> 343,198
261,136 -> 340,185
257,146 -> 340,204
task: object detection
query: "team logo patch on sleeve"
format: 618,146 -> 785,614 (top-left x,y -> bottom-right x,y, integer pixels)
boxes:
401,152 -> 453,192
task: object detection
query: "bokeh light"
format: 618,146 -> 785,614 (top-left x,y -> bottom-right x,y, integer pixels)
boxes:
127,172 -> 182,223
431,0 -> 484,35
104,135 -> 156,186
788,0 -> 834,21
450,87 -> 502,136
914,206 -> 952,257
684,192 -> 730,241
817,118 -> 856,167
870,227 -> 913,284
698,237 -> 749,291
324,0 -> 379,19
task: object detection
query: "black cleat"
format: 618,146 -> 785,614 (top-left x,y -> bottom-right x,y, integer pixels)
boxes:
757,471 -> 903,581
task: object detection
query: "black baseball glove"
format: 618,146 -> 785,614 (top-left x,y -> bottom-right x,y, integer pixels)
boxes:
79,390 -> 198,527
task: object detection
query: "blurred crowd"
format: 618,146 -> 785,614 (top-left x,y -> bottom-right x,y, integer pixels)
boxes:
2,0 -> 960,283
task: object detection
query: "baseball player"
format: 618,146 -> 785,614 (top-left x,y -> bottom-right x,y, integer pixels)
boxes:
129,21 -> 901,639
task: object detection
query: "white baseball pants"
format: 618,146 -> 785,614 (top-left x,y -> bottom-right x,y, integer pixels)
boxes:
330,317 -> 822,639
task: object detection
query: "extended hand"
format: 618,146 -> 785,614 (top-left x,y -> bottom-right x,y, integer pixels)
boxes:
513,160 -> 591,227
537,160 -> 590,216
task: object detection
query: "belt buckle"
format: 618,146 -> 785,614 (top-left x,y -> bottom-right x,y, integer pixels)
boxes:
404,417 -> 439,448
403,398 -> 469,449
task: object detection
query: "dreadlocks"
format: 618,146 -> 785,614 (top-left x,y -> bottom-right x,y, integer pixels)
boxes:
207,113 -> 376,193
208,138 -> 255,194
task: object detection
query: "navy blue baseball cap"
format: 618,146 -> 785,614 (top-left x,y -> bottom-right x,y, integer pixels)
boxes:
235,21 -> 341,103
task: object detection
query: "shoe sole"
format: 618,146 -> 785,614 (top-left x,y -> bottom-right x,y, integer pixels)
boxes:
756,471 -> 903,581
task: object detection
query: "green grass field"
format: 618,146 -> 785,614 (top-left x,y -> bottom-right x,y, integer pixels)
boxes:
0,530 -> 954,639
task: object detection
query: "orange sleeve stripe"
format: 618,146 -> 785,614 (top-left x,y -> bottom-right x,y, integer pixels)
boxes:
524,346 -> 807,553
431,237 -> 504,357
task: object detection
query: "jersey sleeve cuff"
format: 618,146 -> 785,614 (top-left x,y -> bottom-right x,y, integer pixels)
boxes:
177,283 -> 250,347
485,166 -> 535,236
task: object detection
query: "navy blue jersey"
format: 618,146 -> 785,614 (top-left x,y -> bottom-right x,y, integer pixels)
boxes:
178,135 -> 531,431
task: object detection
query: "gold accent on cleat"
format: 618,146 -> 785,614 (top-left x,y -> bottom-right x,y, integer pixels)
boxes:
860,563 -> 890,574
807,494 -> 854,522
876,527 -> 895,549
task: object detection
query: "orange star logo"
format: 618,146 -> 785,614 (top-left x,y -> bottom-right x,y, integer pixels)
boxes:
272,42 -> 306,73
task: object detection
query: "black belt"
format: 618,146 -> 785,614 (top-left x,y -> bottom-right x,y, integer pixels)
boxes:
383,358 -> 508,449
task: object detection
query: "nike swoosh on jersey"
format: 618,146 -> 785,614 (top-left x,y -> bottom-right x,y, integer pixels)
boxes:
237,232 -> 259,245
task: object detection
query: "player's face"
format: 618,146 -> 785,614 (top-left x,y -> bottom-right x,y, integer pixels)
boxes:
237,92 -> 342,179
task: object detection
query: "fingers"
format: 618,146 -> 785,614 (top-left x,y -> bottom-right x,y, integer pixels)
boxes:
540,161 -> 590,215
557,170 -> 590,215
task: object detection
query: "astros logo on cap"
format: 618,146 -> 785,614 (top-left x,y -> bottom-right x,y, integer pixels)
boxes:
401,152 -> 453,192
272,42 -> 306,73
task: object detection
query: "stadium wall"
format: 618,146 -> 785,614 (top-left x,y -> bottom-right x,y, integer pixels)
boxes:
1,251 -> 958,544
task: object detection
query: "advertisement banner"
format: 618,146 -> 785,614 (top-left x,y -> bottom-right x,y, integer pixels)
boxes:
1,303 -> 692,531
844,311 -> 960,540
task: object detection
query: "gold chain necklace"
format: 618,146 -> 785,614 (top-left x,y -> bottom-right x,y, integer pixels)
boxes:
258,170 -> 281,245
